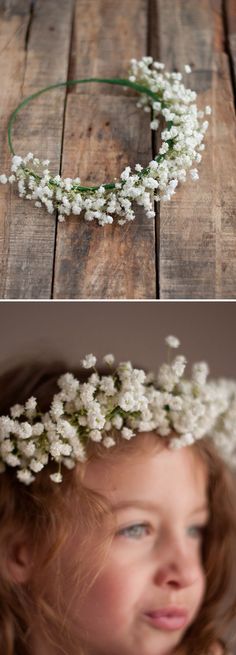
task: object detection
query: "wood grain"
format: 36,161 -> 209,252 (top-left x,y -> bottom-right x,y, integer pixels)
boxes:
0,0 -> 31,298
152,0 -> 236,298
0,0 -> 74,298
53,0 -> 156,299
225,0 -> 236,90
53,94 -> 156,299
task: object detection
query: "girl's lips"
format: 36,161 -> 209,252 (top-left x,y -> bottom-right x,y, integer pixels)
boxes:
144,607 -> 188,631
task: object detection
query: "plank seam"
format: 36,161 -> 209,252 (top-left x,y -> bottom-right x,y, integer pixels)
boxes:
51,0 -> 76,299
24,0 -> 36,51
148,0 -> 159,298
222,0 -> 236,107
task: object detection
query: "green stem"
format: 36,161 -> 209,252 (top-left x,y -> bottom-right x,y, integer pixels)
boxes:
8,76 -> 162,193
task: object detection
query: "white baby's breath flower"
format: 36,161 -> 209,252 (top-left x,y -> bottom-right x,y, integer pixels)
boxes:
192,362 -> 209,386
57,419 -> 77,440
111,415 -> 123,430
87,407 -> 106,430
17,469 -> 36,484
50,397 -> 64,420
190,168 -> 199,181
184,64 -> 192,73
18,423 -> 33,440
104,421 -> 112,431
103,353 -> 115,366
25,396 -> 37,411
99,376 -> 116,396
58,373 -> 79,400
70,437 -> 86,462
60,443 -> 72,456
89,429 -> 103,442
150,120 -> 159,130
0,174 -> 8,184
181,433 -> 195,445
158,364 -> 178,392
29,459 -> 44,472
165,335 -> 180,349
49,472 -> 63,483
62,457 -> 76,470
172,356 -> 187,378
1,330 -> 236,487
119,392 -> 136,412
0,439 -> 13,455
3,58 -> 211,226
169,437 -> 183,450
78,416 -> 87,426
89,372 -> 100,386
80,383 -> 96,405
32,423 -> 44,436
169,396 -> 183,411
81,354 -> 97,369
25,396 -> 37,418
103,436 -> 116,448
121,427 -> 135,440
19,441 -> 36,457
120,166 -> 131,181
10,404 -> 25,419
24,152 -> 34,162
5,454 -> 21,466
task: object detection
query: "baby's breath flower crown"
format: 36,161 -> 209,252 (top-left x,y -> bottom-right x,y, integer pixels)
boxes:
0,336 -> 235,485
0,57 -> 211,226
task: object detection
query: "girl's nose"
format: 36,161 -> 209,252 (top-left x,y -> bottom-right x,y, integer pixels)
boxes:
153,540 -> 201,590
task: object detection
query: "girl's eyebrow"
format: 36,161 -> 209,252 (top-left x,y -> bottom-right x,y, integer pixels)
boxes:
110,500 -> 162,512
110,500 -> 209,514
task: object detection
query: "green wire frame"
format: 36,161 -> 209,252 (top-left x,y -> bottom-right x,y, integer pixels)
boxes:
7,77 -> 165,193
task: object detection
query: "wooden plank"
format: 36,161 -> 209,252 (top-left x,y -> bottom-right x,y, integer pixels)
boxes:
53,0 -> 156,299
225,0 -> 236,91
0,0 -> 74,298
53,94 -> 156,299
0,0 -> 31,297
68,0 -> 147,94
152,0 -> 236,298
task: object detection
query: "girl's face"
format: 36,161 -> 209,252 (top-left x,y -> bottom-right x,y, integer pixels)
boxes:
61,435 -> 209,655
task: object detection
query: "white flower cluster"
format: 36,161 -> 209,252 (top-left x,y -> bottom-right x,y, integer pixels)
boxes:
0,57 -> 211,226
0,336 -> 235,485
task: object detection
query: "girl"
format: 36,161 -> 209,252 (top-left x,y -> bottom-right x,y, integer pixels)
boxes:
0,338 -> 236,655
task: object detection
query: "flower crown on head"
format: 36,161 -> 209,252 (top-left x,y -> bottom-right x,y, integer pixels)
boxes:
0,335 -> 235,485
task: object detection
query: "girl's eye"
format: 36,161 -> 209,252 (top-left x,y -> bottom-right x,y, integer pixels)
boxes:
117,523 -> 151,539
187,525 -> 206,539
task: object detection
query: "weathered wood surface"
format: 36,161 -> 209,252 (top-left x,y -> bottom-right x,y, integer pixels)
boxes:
0,0 -> 235,298
0,0 -> 74,298
226,0 -> 236,91
153,0 -> 236,299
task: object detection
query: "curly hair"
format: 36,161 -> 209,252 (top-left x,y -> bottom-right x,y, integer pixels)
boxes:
0,361 -> 236,655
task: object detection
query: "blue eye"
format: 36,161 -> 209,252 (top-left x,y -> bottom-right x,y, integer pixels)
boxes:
118,523 -> 150,539
187,525 -> 206,539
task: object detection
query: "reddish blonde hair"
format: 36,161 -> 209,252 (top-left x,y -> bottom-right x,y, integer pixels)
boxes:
0,361 -> 236,655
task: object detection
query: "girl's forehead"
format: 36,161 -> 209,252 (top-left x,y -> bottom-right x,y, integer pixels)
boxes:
82,437 -> 208,514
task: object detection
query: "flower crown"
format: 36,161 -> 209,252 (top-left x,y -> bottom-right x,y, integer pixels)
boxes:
0,336 -> 235,485
0,57 -> 211,226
